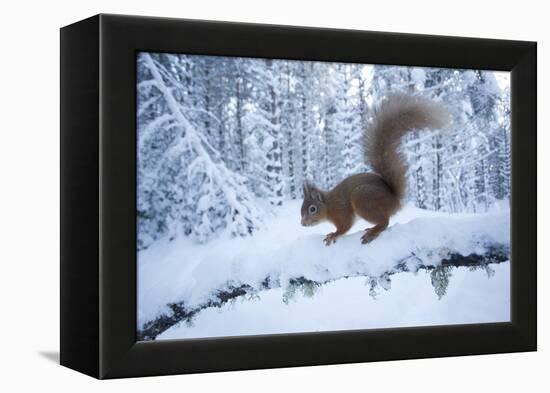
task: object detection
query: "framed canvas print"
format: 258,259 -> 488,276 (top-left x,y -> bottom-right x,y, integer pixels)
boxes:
60,14 -> 537,379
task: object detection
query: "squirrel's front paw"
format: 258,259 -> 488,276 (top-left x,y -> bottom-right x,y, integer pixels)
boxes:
324,232 -> 339,246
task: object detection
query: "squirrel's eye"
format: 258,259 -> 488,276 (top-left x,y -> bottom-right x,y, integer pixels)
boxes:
309,205 -> 317,214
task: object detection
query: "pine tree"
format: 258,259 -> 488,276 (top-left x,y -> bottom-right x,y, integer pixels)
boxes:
137,53 -> 262,247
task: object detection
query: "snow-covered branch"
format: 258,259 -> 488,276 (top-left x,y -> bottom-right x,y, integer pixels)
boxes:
137,207 -> 510,340
138,244 -> 508,341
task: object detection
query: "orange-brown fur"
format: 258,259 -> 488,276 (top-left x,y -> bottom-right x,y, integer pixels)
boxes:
301,94 -> 449,246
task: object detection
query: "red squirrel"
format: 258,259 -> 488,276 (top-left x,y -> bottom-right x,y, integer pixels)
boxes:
300,94 -> 450,246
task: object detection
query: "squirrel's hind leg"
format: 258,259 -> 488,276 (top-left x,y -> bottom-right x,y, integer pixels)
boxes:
350,183 -> 395,244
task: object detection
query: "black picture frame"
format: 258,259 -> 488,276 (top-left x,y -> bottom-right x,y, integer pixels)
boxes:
60,14 -> 537,379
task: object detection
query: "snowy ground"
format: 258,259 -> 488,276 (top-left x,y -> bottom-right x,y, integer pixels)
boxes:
138,200 -> 510,339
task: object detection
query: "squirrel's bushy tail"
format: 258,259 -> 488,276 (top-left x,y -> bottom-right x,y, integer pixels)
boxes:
362,94 -> 450,200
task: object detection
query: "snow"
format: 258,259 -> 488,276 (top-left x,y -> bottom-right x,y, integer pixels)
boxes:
138,200 -> 510,333
136,54 -> 511,341
158,262 -> 510,340
495,71 -> 510,92
410,68 -> 426,87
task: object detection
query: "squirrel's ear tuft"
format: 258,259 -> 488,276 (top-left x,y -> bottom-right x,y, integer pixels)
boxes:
309,186 -> 323,203
311,188 -> 323,202
304,181 -> 323,201
303,182 -> 310,197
